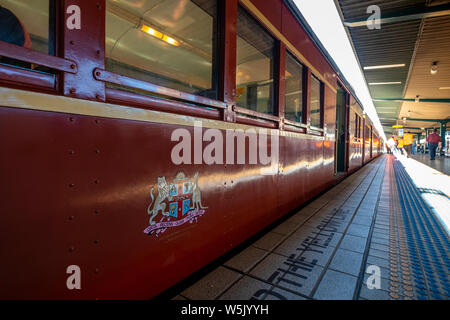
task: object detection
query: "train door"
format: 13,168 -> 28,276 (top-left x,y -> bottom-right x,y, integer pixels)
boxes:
370,126 -> 373,158
335,87 -> 347,174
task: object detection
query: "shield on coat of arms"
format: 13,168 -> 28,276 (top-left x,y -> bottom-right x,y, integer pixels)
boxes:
144,171 -> 207,237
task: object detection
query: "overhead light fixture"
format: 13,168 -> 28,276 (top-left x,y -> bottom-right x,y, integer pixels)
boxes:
368,82 -> 402,85
439,87 -> 450,90
162,35 -> 180,46
363,64 -> 406,70
141,24 -> 180,47
430,61 -> 438,75
141,25 -> 163,39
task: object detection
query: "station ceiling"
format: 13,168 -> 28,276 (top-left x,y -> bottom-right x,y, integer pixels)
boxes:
335,0 -> 450,136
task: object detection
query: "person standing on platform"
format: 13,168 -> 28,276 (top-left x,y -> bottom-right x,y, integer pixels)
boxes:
397,138 -> 404,155
403,132 -> 413,158
426,129 -> 442,160
411,137 -> 416,155
389,136 -> 397,152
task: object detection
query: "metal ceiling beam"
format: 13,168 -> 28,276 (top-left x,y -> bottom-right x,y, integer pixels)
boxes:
401,126 -> 424,130
344,3 -> 450,27
406,118 -> 450,123
373,98 -> 450,103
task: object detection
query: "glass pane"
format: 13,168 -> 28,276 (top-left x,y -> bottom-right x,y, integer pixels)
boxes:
236,6 -> 275,115
106,0 -> 218,99
285,52 -> 303,123
0,0 -> 54,68
310,75 -> 322,128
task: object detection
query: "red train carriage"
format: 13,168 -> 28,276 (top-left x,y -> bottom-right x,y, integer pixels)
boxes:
0,0 -> 382,299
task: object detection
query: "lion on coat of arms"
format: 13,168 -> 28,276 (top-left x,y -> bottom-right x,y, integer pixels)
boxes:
147,176 -> 171,225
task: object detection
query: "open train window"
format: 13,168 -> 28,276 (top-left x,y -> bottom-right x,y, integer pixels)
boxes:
0,0 -> 56,69
285,51 -> 305,123
236,5 -> 275,115
310,74 -> 323,128
105,0 -> 218,100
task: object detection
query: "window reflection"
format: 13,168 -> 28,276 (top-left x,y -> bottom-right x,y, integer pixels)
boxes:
310,75 -> 322,128
236,6 -> 275,115
285,52 -> 304,123
106,0 -> 218,99
0,0 -> 54,69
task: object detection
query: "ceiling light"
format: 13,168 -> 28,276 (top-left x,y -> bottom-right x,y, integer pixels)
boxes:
368,82 -> 402,86
363,64 -> 406,70
162,35 -> 180,46
141,24 -> 180,47
430,61 -> 438,75
141,25 -> 163,39
439,87 -> 450,90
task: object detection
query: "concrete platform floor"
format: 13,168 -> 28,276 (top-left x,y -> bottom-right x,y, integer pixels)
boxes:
410,153 -> 450,176
171,155 -> 450,300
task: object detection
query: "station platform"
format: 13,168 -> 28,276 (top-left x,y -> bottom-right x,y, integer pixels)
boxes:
170,154 -> 450,300
410,153 -> 450,176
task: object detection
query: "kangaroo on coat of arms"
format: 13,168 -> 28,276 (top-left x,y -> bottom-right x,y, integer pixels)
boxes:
144,172 -> 207,236
191,172 -> 207,211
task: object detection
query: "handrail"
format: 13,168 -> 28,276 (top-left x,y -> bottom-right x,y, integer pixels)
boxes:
233,106 -> 280,123
309,125 -> 324,133
235,115 -> 278,129
284,124 -> 306,134
0,64 -> 55,89
0,41 -> 78,73
94,68 -> 227,110
284,118 -> 308,129
106,88 -> 221,121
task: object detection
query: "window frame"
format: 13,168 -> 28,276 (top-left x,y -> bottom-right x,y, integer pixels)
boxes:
101,0 -> 225,111
234,4 -> 278,123
309,73 -> 324,131
0,0 -> 62,92
0,0 -> 342,137
283,50 -> 306,126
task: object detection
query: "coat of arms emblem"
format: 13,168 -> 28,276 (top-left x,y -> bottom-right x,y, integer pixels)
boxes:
143,171 -> 207,237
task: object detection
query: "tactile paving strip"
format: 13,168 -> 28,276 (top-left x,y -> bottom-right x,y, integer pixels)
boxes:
392,157 -> 450,300
388,157 -> 415,300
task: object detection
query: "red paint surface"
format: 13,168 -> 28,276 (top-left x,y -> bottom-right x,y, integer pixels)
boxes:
0,0 -> 382,299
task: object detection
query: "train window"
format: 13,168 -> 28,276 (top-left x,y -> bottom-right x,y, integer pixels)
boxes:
0,0 -> 56,67
284,51 -> 304,123
105,0 -> 218,99
236,5 -> 275,115
358,116 -> 362,138
355,113 -> 360,138
310,74 -> 323,128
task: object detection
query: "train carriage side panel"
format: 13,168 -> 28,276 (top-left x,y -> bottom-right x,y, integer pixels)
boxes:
0,92 -> 285,299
